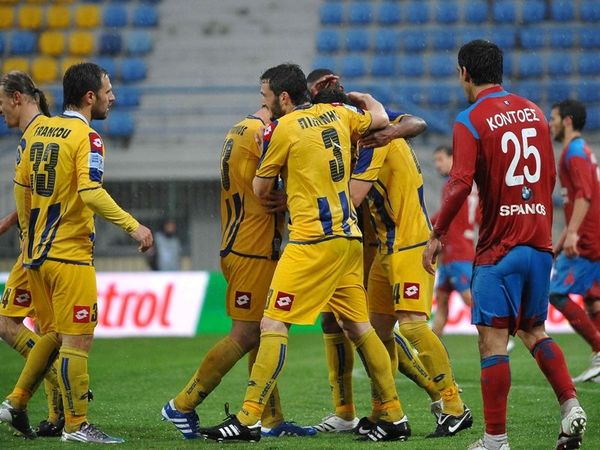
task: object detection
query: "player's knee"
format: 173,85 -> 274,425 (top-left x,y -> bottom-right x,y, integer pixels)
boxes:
320,312 -> 342,334
549,293 -> 568,310
230,321 -> 260,351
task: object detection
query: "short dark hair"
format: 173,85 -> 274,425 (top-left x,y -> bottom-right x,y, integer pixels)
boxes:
306,68 -> 336,84
0,71 -> 50,116
63,62 -> 108,110
552,99 -> 587,131
260,63 -> 309,106
434,145 -> 452,156
458,40 -> 503,85
312,87 -> 348,104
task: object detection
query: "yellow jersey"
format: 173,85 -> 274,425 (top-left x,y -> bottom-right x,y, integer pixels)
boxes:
220,115 -> 284,260
352,137 -> 432,255
256,103 -> 372,243
14,112 -> 106,267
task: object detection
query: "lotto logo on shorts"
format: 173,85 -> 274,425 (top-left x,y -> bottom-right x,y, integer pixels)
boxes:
403,283 -> 420,299
13,289 -> 32,308
235,291 -> 251,309
73,306 -> 91,323
274,291 -> 295,311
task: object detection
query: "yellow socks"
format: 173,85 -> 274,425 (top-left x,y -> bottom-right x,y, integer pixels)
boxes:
8,332 -> 60,410
44,362 -> 62,424
355,328 -> 404,422
394,331 -> 440,401
238,332 -> 288,426
58,346 -> 90,432
248,347 -> 284,429
399,320 -> 464,416
11,326 -> 38,358
174,336 -> 245,413
323,332 -> 356,421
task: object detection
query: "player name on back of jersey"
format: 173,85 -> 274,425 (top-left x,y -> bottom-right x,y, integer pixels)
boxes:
229,125 -> 248,136
297,109 -> 340,129
485,107 -> 541,131
33,125 -> 73,139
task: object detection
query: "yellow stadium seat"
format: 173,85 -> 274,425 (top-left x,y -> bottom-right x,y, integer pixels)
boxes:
54,0 -> 73,3
0,6 -> 14,29
47,5 -> 71,29
74,4 -> 100,29
18,5 -> 43,30
0,0 -> 18,4
26,0 -> 49,4
39,31 -> 66,56
32,57 -> 59,84
68,31 -> 94,56
3,57 -> 30,74
61,57 -> 86,76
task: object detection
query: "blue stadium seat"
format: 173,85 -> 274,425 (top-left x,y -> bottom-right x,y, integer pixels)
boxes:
397,55 -> 424,78
515,81 -> 543,103
339,55 -> 366,78
545,80 -> 572,104
403,30 -> 427,52
580,27 -> 600,49
547,53 -> 573,76
95,57 -> 118,79
312,55 -> 336,71
550,0 -> 575,21
0,34 -> 4,55
316,29 -> 341,53
578,52 -> 600,75
493,0 -> 517,23
391,84 -> 422,105
348,2 -> 372,25
405,1 -> 430,24
374,29 -> 399,53
106,111 -> 135,138
98,32 -> 123,55
585,107 -> 600,130
429,53 -> 455,78
121,58 -> 148,82
581,1 -> 600,22
520,27 -> 546,49
522,0 -> 546,24
114,85 -> 141,107
549,26 -> 575,49
491,27 -> 517,49
367,84 -> 392,106
378,2 -> 401,25
431,29 -> 456,51
132,4 -> 158,27
126,31 -> 152,55
518,53 -> 544,78
372,55 -> 395,77
0,119 -> 10,137
464,1 -> 488,23
425,83 -> 454,106
435,1 -> 459,24
10,31 -> 36,55
576,81 -> 600,103
462,28 -> 486,44
320,3 -> 343,25
345,29 -> 369,51
103,4 -> 128,27
503,52 -> 514,77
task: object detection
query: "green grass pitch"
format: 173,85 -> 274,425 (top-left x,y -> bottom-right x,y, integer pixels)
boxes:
0,333 -> 598,449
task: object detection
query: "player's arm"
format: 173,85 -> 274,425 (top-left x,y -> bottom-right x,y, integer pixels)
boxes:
346,92 -> 389,131
0,211 -> 18,236
350,146 -> 387,207
13,185 -> 30,245
360,112 -> 427,148
349,180 -> 373,208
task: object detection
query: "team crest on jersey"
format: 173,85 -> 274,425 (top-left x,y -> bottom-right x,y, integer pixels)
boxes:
73,305 -> 91,323
235,291 -> 251,309
403,283 -> 420,300
274,291 -> 295,311
13,289 -> 31,308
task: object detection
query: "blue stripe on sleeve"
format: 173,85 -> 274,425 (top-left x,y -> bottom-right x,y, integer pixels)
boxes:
564,138 -> 588,165
354,148 -> 374,174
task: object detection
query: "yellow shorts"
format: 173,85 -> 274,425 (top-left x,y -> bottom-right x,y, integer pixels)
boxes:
221,253 -> 277,322
368,246 -> 434,318
265,238 -> 369,325
27,260 -> 98,335
0,256 -> 35,319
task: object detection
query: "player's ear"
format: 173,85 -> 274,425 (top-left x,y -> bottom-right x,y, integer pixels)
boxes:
11,90 -> 22,105
84,90 -> 95,106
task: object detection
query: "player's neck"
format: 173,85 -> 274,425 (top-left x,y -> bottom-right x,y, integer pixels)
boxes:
18,104 -> 42,132
471,83 -> 500,101
562,129 -> 581,147
64,106 -> 92,124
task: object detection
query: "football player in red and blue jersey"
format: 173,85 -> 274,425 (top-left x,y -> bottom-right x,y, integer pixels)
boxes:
549,99 -> 600,383
423,40 -> 586,450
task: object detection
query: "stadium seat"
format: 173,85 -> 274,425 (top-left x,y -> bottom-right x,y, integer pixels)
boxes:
339,55 -> 366,78
32,57 -> 59,84
18,5 -> 43,30
0,0 -> 17,4
312,55 -> 336,71
61,57 -> 86,77
94,56 -> 118,79
522,0 -> 546,24
397,54 -> 424,78
114,85 -> 141,108
0,118 -> 11,137
425,83 -> 454,106
547,53 -> 573,76
320,3 -> 344,25
403,30 -> 427,52
3,57 -> 30,74
550,0 -> 574,21
464,1 -> 488,23
391,84 -> 422,104
374,29 -> 399,53
106,111 -> 135,138
581,1 -> 600,22
518,53 -> 544,78
406,1 -> 430,24
104,4 -> 128,28
54,0 -> 74,3
69,31 -> 94,56
39,31 -> 66,56
0,6 -> 14,29
490,27 -> 517,49
316,30 -> 340,53
549,26 -> 575,49
132,4 -> 159,27
10,31 -> 36,55
371,55 -> 395,77
578,52 -> 600,75
576,80 -> 600,103
345,29 -> 369,51
493,0 -> 517,23
348,3 -> 372,25
126,31 -> 153,55
520,27 -> 546,49
435,1 -> 459,24
585,107 -> 600,130
0,34 -> 4,54
46,5 -> 71,29
121,58 -> 148,82
503,52 -> 514,77
74,5 -> 100,29
25,0 -> 49,3
377,2 -> 401,26
515,81 -> 543,104
98,32 -> 123,55
429,53 -> 456,78
431,29 -> 456,51
545,80 -> 572,104
462,27 -> 486,44
367,84 -> 392,106
580,27 -> 600,49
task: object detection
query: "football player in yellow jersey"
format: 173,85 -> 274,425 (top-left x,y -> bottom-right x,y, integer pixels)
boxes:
162,106 -> 315,439
0,63 -> 153,444
0,71 -> 65,438
203,63 -> 409,443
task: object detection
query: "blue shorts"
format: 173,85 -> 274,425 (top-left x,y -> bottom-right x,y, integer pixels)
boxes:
471,246 -> 552,333
549,253 -> 600,297
435,261 -> 473,293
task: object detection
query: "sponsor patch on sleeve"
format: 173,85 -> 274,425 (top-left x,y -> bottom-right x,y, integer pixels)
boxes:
88,132 -> 105,182
342,103 -> 365,115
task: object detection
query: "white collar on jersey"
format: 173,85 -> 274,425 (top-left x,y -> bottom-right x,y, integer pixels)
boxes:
62,110 -> 89,125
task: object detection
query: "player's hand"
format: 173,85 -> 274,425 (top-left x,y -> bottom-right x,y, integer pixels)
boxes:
422,235 -> 442,275
310,74 -> 341,97
261,190 -> 287,213
563,230 -> 579,258
130,224 -> 154,253
360,123 -> 399,148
